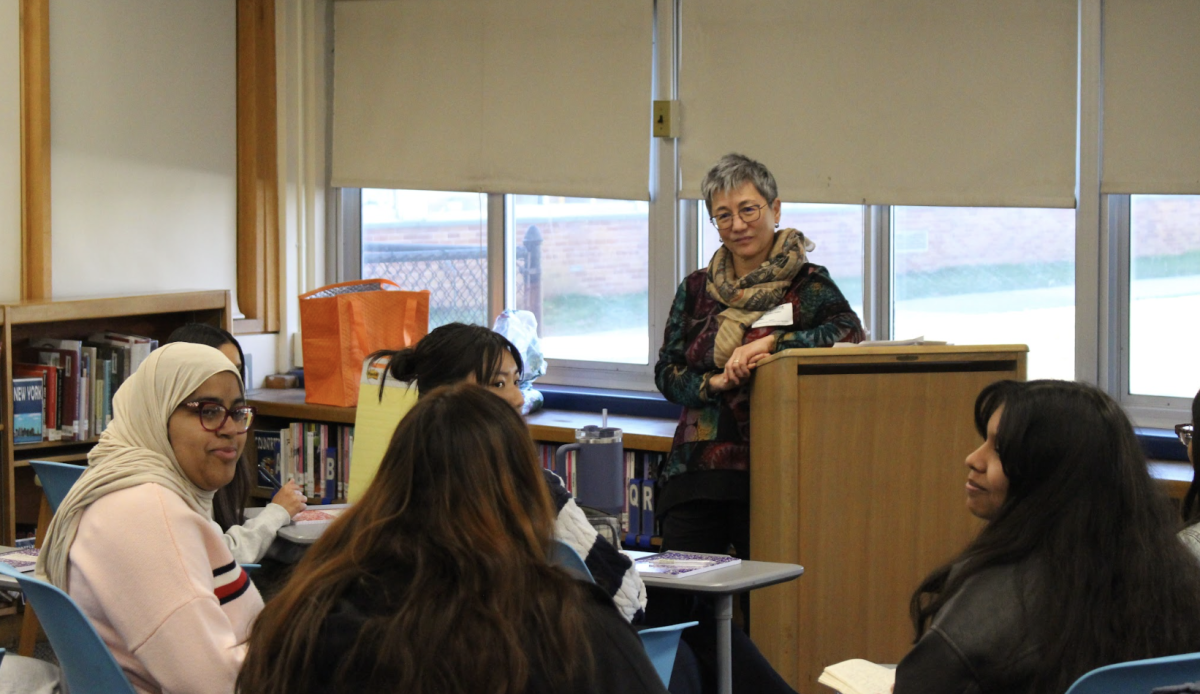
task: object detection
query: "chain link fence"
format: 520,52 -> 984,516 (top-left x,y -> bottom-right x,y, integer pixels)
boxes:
362,227 -> 543,328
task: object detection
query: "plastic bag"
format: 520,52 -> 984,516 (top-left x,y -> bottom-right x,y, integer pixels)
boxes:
492,310 -> 546,414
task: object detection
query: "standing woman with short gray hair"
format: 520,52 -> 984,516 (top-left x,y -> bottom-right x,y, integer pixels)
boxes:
655,152 -> 864,566
652,153 -> 863,689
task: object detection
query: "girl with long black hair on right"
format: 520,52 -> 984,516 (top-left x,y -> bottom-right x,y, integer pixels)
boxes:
894,380 -> 1200,694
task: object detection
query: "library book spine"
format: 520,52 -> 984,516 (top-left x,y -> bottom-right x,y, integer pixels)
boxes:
12,377 -> 45,445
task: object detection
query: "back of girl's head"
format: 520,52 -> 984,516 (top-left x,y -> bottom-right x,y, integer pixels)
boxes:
368,322 -> 523,399
239,383 -> 591,694
914,379 -> 1200,694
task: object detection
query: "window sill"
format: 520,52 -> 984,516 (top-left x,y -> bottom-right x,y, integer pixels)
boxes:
536,384 -> 681,420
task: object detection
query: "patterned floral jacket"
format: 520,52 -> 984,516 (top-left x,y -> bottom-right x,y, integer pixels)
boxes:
653,263 -> 864,513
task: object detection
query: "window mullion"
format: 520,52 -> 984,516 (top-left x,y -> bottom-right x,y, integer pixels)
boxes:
864,204 -> 891,341
487,193 -> 508,323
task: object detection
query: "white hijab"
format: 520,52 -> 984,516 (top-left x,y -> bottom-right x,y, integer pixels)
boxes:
37,342 -> 242,588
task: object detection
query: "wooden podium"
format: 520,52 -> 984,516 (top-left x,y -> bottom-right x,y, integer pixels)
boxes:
747,345 -> 1027,692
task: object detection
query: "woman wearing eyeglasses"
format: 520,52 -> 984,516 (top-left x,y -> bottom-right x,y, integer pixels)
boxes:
167,324 -> 307,565
654,153 -> 863,572
652,153 -> 863,690
37,343 -> 263,694
1177,388 -> 1200,557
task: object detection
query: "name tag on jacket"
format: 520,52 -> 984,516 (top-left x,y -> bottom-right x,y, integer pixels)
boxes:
750,303 -> 794,329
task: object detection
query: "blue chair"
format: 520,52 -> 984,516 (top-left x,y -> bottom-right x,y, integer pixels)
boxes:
1064,652 -> 1200,694
0,563 -> 135,694
549,540 -> 594,582
638,621 -> 699,687
28,460 -> 85,512
548,540 -> 698,687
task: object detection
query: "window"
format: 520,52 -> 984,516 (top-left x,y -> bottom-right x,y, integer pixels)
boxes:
360,189 -> 488,329
510,196 -> 650,365
1128,195 -> 1200,398
891,206 -> 1076,381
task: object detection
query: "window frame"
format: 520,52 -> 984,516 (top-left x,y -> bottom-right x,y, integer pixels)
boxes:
1114,193 -> 1197,427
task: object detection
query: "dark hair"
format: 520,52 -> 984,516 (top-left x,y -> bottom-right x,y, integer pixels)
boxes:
910,380 -> 1200,694
1183,388 -> 1200,522
367,322 -> 523,402
166,323 -> 249,530
238,384 -> 593,694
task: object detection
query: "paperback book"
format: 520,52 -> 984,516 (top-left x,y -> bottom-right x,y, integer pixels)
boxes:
817,659 -> 896,694
634,551 -> 741,579
11,377 -> 44,444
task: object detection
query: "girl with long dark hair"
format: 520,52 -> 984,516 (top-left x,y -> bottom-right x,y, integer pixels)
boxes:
895,380 -> 1200,694
238,384 -> 667,694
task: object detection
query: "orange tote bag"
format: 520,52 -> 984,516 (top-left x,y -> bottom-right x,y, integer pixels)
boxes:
299,279 -> 430,407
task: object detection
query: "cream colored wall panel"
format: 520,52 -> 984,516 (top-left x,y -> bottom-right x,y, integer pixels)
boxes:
49,0 -> 237,297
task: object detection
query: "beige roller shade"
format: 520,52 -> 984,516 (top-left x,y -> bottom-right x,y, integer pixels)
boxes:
679,0 -> 1077,207
332,0 -> 652,200
1102,0 -> 1200,194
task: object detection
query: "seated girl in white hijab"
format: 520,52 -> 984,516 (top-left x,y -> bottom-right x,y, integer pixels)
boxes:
37,343 -> 263,694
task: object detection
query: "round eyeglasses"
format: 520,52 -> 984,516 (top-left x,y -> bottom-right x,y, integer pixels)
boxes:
710,203 -> 768,231
1177,423 -> 1194,448
182,401 -> 256,433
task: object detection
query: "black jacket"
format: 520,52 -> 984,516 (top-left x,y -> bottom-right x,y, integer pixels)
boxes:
894,562 -> 1042,694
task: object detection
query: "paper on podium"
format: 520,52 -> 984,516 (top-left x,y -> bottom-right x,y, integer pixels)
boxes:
348,356 -> 417,503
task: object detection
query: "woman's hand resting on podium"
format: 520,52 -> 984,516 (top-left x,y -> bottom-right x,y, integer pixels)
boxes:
708,334 -> 777,392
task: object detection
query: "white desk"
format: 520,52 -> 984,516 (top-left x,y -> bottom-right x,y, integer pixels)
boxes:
628,552 -> 805,694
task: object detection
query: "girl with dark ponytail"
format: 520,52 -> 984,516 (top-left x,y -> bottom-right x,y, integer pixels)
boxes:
896,380 -> 1200,694
366,323 -> 648,623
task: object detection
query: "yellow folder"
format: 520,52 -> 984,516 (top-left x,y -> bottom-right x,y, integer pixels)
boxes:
348,355 -> 418,503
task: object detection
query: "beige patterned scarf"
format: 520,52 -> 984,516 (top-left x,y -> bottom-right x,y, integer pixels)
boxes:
706,228 -> 814,367
37,343 -> 238,588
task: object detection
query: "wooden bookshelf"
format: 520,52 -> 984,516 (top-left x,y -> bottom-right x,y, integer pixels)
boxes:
0,291 -> 231,544
244,389 -> 677,505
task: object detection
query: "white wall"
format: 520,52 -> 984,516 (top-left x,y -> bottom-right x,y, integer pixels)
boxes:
49,0 -> 237,298
0,0 -> 20,303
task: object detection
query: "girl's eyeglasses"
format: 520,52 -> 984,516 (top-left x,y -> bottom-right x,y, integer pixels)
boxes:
182,401 -> 256,433
1176,423 -> 1194,448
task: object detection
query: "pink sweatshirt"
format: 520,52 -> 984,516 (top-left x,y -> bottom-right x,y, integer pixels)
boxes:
68,483 -> 263,694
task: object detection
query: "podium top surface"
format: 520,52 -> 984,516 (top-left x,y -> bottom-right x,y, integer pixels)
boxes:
757,344 -> 1029,368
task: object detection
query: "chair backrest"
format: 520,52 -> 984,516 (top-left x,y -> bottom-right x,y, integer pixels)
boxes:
548,540 -> 594,583
29,461 -> 85,513
1064,652 -> 1200,694
637,622 -> 699,687
0,564 -> 135,694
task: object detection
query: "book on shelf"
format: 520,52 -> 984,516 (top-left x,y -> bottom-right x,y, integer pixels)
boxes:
14,363 -> 58,441
25,343 -> 80,441
633,551 -> 741,579
254,422 -> 354,502
11,377 -> 44,445
817,659 -> 896,694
